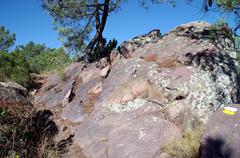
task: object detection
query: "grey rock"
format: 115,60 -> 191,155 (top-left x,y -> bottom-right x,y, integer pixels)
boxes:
0,82 -> 31,114
119,29 -> 161,58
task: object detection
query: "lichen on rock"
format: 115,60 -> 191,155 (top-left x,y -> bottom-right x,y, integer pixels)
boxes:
106,98 -> 147,113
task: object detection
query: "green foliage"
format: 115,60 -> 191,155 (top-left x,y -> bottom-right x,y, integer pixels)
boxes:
28,47 -> 72,73
43,0 -> 175,58
90,38 -> 117,61
235,35 -> 240,51
58,27 -> 87,55
0,108 -> 7,119
206,20 -> 240,73
0,40 -> 72,87
233,35 -> 240,72
215,0 -> 240,11
139,0 -> 176,8
207,19 -> 234,43
200,0 -> 240,32
16,41 -> 47,60
208,20 -> 240,73
0,26 -> 15,52
43,0 -> 119,52
14,42 -> 72,73
0,51 -> 30,87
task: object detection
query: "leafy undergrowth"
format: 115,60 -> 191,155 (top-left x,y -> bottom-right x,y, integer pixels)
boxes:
161,126 -> 203,158
0,46 -> 72,88
0,106 -> 60,158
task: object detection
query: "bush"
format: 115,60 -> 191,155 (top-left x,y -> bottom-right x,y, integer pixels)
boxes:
89,38 -> 117,61
28,47 -> 72,73
15,42 -> 72,74
0,51 -> 30,87
207,19 -> 234,43
0,43 -> 72,87
207,20 -> 240,72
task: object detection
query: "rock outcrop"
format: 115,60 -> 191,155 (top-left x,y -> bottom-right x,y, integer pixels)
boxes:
34,21 -> 239,158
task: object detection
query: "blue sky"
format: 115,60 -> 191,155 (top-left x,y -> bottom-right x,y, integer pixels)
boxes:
0,0 -> 236,48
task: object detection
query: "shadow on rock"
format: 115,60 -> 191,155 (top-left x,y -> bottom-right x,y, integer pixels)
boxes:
184,48 -> 240,105
0,109 -> 59,157
200,137 -> 232,158
30,110 -> 59,147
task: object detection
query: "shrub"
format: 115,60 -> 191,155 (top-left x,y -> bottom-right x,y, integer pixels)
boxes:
161,126 -> 203,158
207,20 -> 240,72
28,47 -> 72,73
0,44 -> 72,87
207,19 -> 234,43
0,51 -> 31,87
89,38 -> 117,61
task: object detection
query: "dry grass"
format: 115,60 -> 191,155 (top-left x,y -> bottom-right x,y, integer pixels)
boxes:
82,93 -> 100,113
157,57 -> 182,68
161,126 -> 203,158
144,54 -> 183,68
37,135 -> 60,158
0,107 -> 60,158
56,67 -> 67,81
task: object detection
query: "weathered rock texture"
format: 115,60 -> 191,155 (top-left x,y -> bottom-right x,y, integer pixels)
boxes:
0,82 -> 31,114
34,21 -> 239,158
118,29 -> 161,58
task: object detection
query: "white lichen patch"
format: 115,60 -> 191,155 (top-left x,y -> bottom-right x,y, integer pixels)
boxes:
139,129 -> 146,140
216,73 -> 231,88
152,116 -> 158,122
168,66 -> 235,122
148,69 -> 171,88
108,98 -> 147,113
178,68 -> 217,110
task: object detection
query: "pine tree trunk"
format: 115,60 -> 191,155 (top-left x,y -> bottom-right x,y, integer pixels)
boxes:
78,0 -> 110,63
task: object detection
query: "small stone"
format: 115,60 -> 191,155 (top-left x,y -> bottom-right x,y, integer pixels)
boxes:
100,65 -> 111,78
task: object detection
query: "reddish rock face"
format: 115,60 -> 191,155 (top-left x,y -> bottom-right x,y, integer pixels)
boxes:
200,104 -> 240,158
33,21 -> 239,158
75,114 -> 180,158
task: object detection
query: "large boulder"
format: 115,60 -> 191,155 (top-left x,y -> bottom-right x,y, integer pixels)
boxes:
200,104 -> 240,158
34,21 -> 239,158
0,82 -> 31,114
0,82 -> 28,102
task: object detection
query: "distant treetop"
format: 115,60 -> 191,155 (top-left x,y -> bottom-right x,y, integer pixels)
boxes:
0,26 -> 15,52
